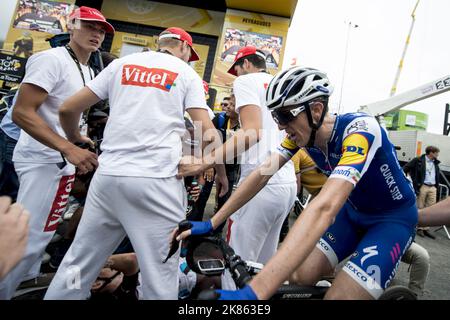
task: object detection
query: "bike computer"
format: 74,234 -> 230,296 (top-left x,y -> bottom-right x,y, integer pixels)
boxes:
197,259 -> 225,275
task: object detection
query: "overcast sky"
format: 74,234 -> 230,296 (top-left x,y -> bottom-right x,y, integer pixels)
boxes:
283,0 -> 450,134
1,0 -> 449,134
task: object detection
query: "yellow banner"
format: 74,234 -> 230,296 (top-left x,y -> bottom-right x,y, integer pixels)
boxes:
2,0 -> 76,56
210,9 -> 290,89
101,0 -> 225,37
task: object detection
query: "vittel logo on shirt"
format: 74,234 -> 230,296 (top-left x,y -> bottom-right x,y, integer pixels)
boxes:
121,64 -> 179,91
44,175 -> 75,232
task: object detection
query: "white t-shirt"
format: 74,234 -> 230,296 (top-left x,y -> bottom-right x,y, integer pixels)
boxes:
13,46 -> 93,163
87,51 -> 208,178
233,72 -> 295,184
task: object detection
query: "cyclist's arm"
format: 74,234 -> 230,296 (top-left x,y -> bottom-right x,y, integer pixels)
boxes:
418,197 -> 450,227
249,177 -> 353,299
210,152 -> 287,229
177,152 -> 288,240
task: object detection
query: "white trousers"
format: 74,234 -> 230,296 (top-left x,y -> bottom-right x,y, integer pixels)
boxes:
44,173 -> 186,300
0,162 -> 75,299
222,181 -> 297,290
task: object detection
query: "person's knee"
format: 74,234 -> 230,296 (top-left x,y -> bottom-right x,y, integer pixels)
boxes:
412,245 -> 430,267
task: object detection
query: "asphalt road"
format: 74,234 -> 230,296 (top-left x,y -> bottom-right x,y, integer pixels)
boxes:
395,227 -> 450,300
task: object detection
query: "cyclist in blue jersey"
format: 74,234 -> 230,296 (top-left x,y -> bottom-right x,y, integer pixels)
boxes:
176,66 -> 418,300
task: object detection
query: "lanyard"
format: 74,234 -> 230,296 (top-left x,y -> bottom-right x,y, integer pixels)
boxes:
65,45 -> 93,86
65,45 -> 94,130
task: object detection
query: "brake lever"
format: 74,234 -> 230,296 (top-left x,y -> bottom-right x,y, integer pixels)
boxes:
162,220 -> 192,263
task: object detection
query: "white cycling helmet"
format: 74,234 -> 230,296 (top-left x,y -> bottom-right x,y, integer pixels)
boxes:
266,66 -> 333,111
267,67 -> 333,147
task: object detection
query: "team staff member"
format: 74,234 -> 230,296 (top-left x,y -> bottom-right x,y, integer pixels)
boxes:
45,27 -> 226,300
291,148 -> 327,197
177,46 -> 297,290
0,6 -> 112,299
178,67 -> 418,300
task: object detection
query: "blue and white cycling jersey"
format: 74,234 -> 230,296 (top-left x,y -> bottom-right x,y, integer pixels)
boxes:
278,112 -> 416,213
277,112 -> 418,298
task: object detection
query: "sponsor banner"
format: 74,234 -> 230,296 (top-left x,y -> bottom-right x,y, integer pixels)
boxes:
210,9 -> 289,88
101,0 -> 224,37
3,0 -> 75,57
12,0 -> 73,35
0,53 -> 27,84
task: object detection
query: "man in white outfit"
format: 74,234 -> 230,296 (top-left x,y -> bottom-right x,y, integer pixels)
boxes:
44,27 -> 226,299
0,6 -> 113,299
177,46 -> 297,289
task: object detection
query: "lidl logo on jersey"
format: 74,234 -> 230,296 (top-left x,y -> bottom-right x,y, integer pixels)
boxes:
339,133 -> 369,165
121,65 -> 179,91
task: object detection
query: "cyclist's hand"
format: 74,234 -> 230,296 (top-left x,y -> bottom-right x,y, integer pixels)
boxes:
176,220 -> 213,241
177,155 -> 209,179
200,285 -> 258,300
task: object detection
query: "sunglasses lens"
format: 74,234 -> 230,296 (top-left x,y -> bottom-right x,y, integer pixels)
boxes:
272,110 -> 294,125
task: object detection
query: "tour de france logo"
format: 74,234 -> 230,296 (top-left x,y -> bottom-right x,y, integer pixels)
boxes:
0,56 -> 22,73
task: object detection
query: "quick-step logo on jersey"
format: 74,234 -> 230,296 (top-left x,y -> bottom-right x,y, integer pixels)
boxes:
380,164 -> 404,201
121,64 -> 179,91
44,175 -> 75,232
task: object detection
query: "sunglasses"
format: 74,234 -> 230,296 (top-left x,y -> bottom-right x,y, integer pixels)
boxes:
221,103 -> 229,107
271,105 -> 306,126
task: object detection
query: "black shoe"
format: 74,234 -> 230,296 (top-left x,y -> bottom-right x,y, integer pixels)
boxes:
416,229 -> 425,237
423,230 -> 436,240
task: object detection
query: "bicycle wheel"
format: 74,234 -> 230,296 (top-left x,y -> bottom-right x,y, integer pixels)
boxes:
378,285 -> 417,300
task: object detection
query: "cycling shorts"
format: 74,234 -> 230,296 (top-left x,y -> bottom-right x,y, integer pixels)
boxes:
316,201 -> 417,298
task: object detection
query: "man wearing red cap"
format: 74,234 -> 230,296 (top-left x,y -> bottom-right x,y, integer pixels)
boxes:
0,6 -> 113,299
177,46 -> 296,289
43,27 -> 226,299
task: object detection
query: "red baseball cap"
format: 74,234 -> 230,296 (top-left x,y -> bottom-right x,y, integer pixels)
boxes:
69,6 -> 115,34
227,46 -> 266,76
159,27 -> 199,62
